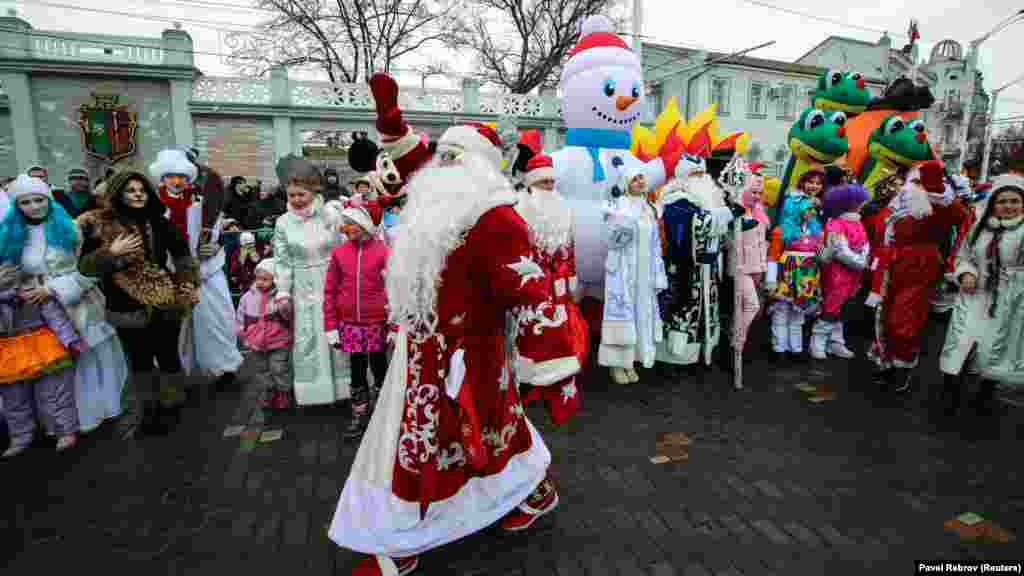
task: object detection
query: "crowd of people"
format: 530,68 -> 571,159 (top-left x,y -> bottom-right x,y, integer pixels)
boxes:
1,60 -> 1022,576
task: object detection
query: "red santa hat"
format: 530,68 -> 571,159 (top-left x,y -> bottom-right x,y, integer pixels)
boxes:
913,160 -> 946,194
524,154 -> 555,187
341,199 -> 385,235
438,123 -> 504,168
561,15 -> 640,85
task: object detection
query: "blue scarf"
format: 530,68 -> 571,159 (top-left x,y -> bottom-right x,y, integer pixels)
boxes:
565,128 -> 632,183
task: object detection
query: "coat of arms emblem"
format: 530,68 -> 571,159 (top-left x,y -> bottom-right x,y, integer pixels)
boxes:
78,94 -> 137,163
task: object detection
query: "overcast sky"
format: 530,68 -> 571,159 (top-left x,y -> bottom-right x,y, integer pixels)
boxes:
6,0 -> 1024,124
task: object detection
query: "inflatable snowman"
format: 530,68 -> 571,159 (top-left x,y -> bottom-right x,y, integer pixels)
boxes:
553,15 -> 683,301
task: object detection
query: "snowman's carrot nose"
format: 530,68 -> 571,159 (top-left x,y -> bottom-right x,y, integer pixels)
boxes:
616,95 -> 638,111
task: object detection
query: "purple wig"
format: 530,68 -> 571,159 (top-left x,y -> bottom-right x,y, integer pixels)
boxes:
822,183 -> 869,220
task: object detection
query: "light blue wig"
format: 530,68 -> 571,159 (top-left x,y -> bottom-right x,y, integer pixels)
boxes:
0,197 -> 79,265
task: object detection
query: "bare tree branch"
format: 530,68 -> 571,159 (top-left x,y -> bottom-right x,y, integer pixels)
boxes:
447,0 -> 625,94
223,0 -> 467,83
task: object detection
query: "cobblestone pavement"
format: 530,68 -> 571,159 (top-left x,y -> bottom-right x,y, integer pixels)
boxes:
3,314 -> 1022,575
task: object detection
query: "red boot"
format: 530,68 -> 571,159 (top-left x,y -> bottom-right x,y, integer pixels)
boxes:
500,477 -> 559,532
352,555 -> 418,576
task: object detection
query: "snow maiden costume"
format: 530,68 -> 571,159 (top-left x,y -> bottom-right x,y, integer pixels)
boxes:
867,160 -> 967,393
78,170 -> 199,438
939,176 -> 1024,416
329,125 -> 582,576
151,149 -> 244,387
0,175 -> 126,435
599,167 -> 667,384
656,157 -> 741,367
272,158 -> 352,406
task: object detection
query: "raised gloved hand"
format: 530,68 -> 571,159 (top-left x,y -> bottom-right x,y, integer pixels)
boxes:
198,242 -> 219,259
326,330 -> 341,348
864,292 -> 882,308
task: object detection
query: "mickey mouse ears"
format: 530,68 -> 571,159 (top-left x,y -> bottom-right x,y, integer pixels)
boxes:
349,132 -> 381,173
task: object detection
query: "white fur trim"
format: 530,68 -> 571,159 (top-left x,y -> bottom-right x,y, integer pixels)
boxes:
10,174 -> 51,202
376,556 -> 400,576
446,348 -> 466,400
601,319 -> 637,347
341,206 -> 378,235
255,257 -> 276,278
561,45 -> 641,86
598,343 -> 635,368
439,125 -> 503,169
149,148 -> 197,182
525,166 -> 555,187
554,278 -> 566,297
518,355 -> 581,387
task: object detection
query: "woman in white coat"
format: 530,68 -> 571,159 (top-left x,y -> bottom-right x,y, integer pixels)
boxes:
939,176 -> 1024,416
272,159 -> 351,406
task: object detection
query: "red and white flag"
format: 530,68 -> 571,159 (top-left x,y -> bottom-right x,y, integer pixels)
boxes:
909,19 -> 920,43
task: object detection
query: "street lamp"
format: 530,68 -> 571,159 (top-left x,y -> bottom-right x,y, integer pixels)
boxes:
957,8 -> 1024,172
979,70 -> 1024,181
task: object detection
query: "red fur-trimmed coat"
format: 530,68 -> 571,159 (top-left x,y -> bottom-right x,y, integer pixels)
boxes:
391,204 -> 581,512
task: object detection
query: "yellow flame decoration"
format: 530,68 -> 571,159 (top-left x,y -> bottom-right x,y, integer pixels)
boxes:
631,96 -> 749,158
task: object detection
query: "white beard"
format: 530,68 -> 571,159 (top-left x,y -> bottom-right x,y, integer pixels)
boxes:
896,181 -> 934,220
517,188 -> 573,255
663,174 -> 723,210
387,153 -> 514,333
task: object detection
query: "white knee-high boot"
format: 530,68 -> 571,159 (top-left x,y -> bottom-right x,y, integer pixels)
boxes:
810,319 -> 833,360
771,305 -> 790,353
828,321 -> 855,358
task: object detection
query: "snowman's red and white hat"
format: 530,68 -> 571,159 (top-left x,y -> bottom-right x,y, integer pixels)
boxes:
561,15 -> 640,85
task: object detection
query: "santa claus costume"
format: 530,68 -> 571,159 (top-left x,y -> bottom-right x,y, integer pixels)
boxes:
150,149 -> 244,388
329,125 -> 582,576
655,157 -> 742,367
867,160 -> 968,393
514,154 -> 588,424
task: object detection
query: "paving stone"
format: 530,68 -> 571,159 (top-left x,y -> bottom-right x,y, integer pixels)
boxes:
717,515 -> 755,544
649,562 -> 676,576
752,480 -> 785,500
816,523 -> 856,547
683,564 -> 713,576
782,522 -> 823,548
721,474 -> 756,500
749,520 -> 793,545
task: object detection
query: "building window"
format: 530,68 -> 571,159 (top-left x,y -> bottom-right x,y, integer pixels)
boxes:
778,84 -> 796,120
805,85 -> 816,107
710,76 -> 731,116
748,82 -> 767,118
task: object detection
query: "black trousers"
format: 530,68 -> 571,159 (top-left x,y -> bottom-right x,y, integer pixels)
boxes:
116,312 -> 184,374
350,351 -> 388,405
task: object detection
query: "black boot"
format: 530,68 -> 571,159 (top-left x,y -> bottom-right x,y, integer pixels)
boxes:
873,369 -> 890,393
973,379 -> 997,417
141,402 -> 169,436
942,373 -> 961,417
890,368 -> 914,394
214,372 -> 237,392
344,409 -> 369,440
718,344 -> 734,372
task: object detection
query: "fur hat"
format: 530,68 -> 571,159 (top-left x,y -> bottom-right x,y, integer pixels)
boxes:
341,199 -> 385,235
68,167 -> 89,181
524,154 -> 555,187
438,124 -> 504,168
990,174 -> 1024,197
254,257 -> 276,278
678,154 -> 707,178
25,164 -> 47,176
240,231 -> 255,247
149,149 -> 197,183
561,15 -> 639,85
10,174 -> 52,202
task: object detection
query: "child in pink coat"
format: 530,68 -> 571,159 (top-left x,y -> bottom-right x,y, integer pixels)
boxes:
323,199 -> 391,440
811,183 -> 871,360
730,171 -> 770,374
236,258 -> 293,409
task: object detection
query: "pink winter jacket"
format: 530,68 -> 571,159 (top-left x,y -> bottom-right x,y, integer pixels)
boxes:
821,214 -> 870,316
733,219 -> 768,275
323,236 -> 390,330
236,287 -> 292,351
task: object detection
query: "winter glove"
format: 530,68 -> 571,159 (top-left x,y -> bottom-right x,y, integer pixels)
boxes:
198,242 -> 219,259
326,330 -> 341,348
728,201 -> 746,219
740,217 -> 758,231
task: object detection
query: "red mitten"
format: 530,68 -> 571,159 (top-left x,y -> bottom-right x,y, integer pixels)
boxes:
369,73 -> 405,139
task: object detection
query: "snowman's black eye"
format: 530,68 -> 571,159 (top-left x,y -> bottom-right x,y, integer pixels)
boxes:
603,78 -> 616,97
631,83 -> 640,99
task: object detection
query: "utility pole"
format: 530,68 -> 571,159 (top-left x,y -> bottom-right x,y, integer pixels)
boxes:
957,9 -> 1024,173
979,71 -> 1024,181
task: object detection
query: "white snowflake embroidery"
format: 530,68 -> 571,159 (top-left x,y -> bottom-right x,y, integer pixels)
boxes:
436,442 -> 466,471
481,422 -> 518,457
510,403 -> 525,418
506,256 -> 545,287
397,339 -> 441,475
498,363 -> 510,391
561,381 -> 577,404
